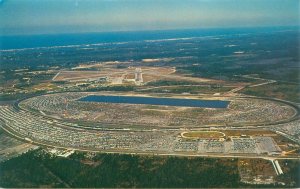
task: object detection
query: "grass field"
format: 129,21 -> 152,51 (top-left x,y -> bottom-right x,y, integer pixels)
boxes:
181,131 -> 225,139
241,82 -> 300,103
222,130 -> 276,137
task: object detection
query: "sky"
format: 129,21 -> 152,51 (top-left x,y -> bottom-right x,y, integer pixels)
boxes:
0,0 -> 299,35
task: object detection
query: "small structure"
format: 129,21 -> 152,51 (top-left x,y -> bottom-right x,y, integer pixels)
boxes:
135,68 -> 143,84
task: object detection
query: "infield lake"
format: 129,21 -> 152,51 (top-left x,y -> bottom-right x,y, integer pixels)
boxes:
78,95 -> 230,108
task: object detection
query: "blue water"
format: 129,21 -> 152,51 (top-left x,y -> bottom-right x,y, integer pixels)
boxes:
79,95 -> 230,108
1,26 -> 296,50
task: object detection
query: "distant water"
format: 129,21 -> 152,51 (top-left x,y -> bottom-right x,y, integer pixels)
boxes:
79,95 -> 230,108
0,26 -> 297,50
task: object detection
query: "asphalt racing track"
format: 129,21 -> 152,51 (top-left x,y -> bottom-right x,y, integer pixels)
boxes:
0,92 -> 299,158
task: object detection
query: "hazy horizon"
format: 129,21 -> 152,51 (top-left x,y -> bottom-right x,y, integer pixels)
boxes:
1,0 -> 299,35
1,25 -> 298,50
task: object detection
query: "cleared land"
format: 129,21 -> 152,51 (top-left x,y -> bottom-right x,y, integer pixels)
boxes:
52,66 -> 224,86
238,159 -> 277,185
53,67 -> 175,83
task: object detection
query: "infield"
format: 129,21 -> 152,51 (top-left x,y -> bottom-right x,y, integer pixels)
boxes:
181,131 -> 225,139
